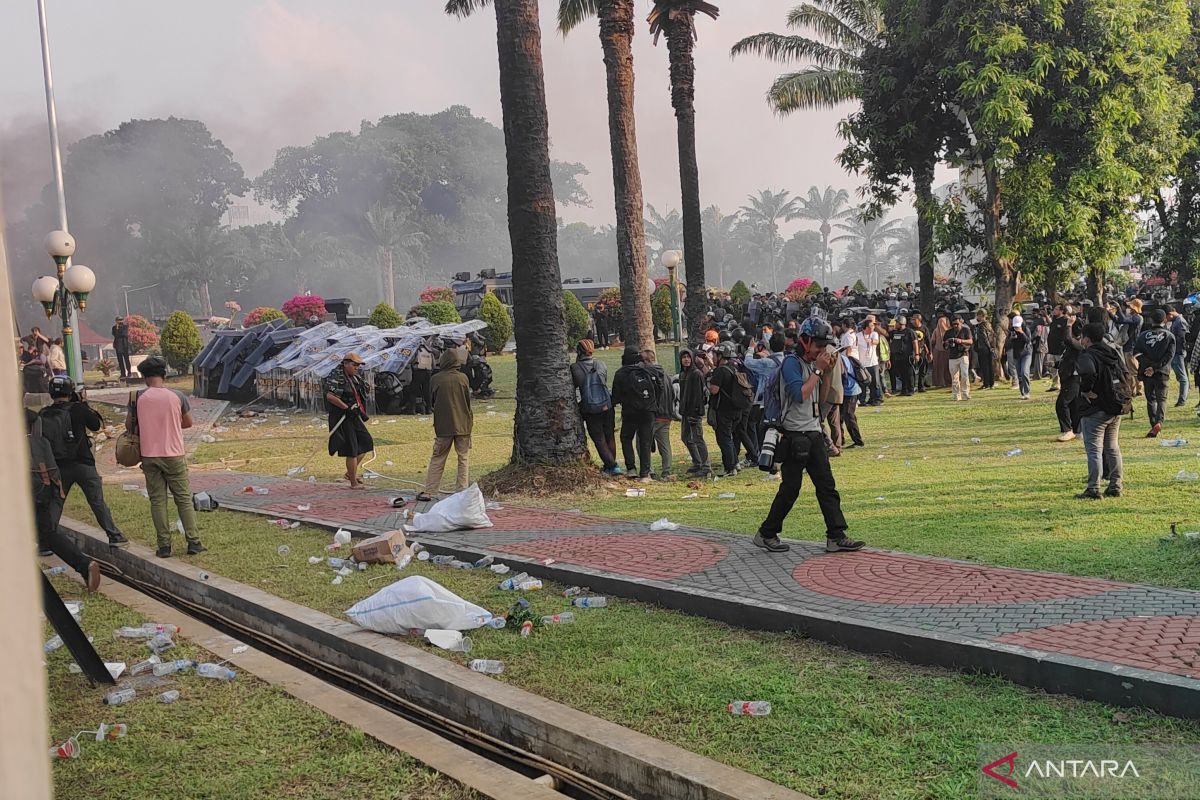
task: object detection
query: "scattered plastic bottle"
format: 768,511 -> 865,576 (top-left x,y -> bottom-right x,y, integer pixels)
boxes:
469,659 -> 505,674
1175,470 -> 1199,482
44,635 -> 64,654
1161,436 -> 1189,447
515,579 -> 543,591
95,722 -> 129,741
971,437 -> 982,444
395,553 -> 412,570
450,559 -> 473,570
152,659 -> 195,677
479,616 -> 507,630
67,663 -> 82,674
727,701 -> 772,716
142,623 -> 181,636
717,492 -> 737,499
195,663 -> 237,681
498,572 -> 530,590
488,563 -> 509,574
431,555 -> 456,566
572,597 -> 607,608
146,633 -> 175,654
357,561 -> 368,571
327,557 -> 350,569
158,690 -> 181,704
416,551 -> 431,561
277,545 -> 290,556
1005,449 -> 1023,457
561,586 -> 584,598
198,572 -> 210,582
42,565 -> 69,576
519,621 -> 534,638
541,612 -> 575,625
308,556 -> 323,565
115,626 -> 152,639
129,655 -> 161,676
103,688 -> 136,706
473,555 -> 494,569
250,486 -> 270,495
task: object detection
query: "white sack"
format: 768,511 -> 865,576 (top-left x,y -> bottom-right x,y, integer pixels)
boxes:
408,484 -> 493,532
346,575 -> 491,633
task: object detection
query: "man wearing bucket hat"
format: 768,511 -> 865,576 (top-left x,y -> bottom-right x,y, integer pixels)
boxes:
324,352 -> 374,489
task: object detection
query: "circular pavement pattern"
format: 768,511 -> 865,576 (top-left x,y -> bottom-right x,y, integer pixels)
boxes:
793,552 -> 1126,605
497,533 -> 729,581
998,616 -> 1200,679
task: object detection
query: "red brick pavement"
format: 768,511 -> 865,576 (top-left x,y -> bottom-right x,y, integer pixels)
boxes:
497,533 -> 729,580
998,616 -> 1200,679
793,552 -> 1128,605
486,507 -> 614,532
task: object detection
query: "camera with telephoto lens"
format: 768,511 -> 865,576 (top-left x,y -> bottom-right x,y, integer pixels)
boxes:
758,426 -> 781,471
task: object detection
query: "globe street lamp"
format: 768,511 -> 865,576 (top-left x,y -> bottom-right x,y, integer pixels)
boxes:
32,230 -> 95,381
660,249 -> 683,365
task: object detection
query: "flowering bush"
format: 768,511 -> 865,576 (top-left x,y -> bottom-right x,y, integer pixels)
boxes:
224,300 -> 241,313
419,286 -> 454,304
653,277 -> 669,289
243,306 -> 287,327
595,287 -> 621,312
783,278 -> 814,301
124,314 -> 159,354
208,316 -> 231,327
282,294 -> 327,326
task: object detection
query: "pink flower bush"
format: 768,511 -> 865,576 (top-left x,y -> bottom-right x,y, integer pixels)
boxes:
242,306 -> 287,328
419,286 -> 454,303
783,278 -> 814,301
124,314 -> 159,354
281,294 -> 327,325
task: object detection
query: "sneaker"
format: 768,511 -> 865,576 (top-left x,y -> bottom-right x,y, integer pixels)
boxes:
38,549 -> 53,557
826,537 -> 865,553
655,474 -> 676,482
1147,423 -> 1162,438
1074,489 -> 1102,500
637,476 -> 652,485
1056,431 -> 1076,442
156,546 -> 172,559
86,560 -> 102,592
753,532 -> 791,552
108,533 -> 130,548
610,465 -> 625,475
186,542 -> 207,556
828,448 -> 842,457
1176,400 -> 1187,407
1103,486 -> 1123,498
763,471 -> 781,481
1019,394 -> 1030,401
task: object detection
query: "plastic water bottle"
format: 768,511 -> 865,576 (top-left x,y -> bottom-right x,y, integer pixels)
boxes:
515,579 -> 543,591
253,486 -> 270,495
327,557 -> 350,569
417,551 -> 431,561
103,688 -> 136,706
44,635 -> 64,653
277,545 -> 290,556
152,659 -> 195,677
42,565 -> 69,576
520,621 -> 534,638
727,701 -> 772,716
410,543 -> 426,555
479,616 -> 507,630
572,596 -> 607,608
159,689 -> 181,704
431,555 -> 456,566
308,556 -> 322,565
1005,448 -> 1023,457
146,633 -> 175,654
395,553 -> 412,570
142,623 -> 180,636
1161,436 -> 1188,447
450,559 -> 473,570
195,663 -> 237,681
115,626 -> 153,639
469,659 -> 505,674
561,586 -> 583,598
129,655 -> 161,676
498,572 -> 530,590
541,612 -> 575,625
473,555 -> 494,569
970,437 -> 981,444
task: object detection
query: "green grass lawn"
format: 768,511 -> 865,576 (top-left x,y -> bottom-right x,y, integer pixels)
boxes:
67,485 -> 1200,800
44,577 -> 475,800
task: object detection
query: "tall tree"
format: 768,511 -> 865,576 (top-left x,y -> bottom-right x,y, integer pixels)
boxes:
739,189 -> 800,293
358,202 -> 429,307
644,203 -> 685,262
559,0 -> 654,352
794,185 -> 852,286
648,1 -> 720,343
701,205 -> 738,288
831,212 -> 906,289
143,223 -> 236,317
781,228 -> 826,281
446,0 -> 587,465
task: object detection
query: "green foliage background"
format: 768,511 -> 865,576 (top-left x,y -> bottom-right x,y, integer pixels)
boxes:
730,280 -> 750,306
410,300 -> 462,325
563,291 -> 591,350
160,311 -> 202,373
367,303 -> 404,328
478,292 -> 512,352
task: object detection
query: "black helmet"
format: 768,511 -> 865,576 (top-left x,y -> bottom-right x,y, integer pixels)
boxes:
48,375 -> 75,398
798,316 -> 834,343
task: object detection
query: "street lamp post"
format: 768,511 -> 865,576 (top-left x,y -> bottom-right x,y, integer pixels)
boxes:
120,283 -> 159,317
661,249 -> 683,368
31,230 -> 95,383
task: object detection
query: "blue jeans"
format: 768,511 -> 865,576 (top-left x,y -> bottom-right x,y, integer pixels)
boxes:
1015,351 -> 1032,397
865,364 -> 882,403
1172,352 -> 1190,403
1081,413 -> 1122,492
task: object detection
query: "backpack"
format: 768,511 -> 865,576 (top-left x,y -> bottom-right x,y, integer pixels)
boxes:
726,360 -> 754,410
29,418 -> 64,508
578,362 -> 612,414
1094,349 -> 1135,417
37,404 -> 78,464
762,355 -> 795,422
623,365 -> 659,413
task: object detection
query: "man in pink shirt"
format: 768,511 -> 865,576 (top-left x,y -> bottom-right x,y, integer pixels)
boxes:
128,356 -> 204,557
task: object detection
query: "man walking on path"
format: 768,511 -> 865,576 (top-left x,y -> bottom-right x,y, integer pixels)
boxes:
571,340 -> 620,474
612,348 -> 657,482
855,316 -> 882,405
945,315 -> 973,401
1075,322 -> 1127,499
677,349 -> 711,476
40,376 -> 129,547
324,353 -> 374,489
112,316 -> 131,379
131,356 -> 204,558
755,316 -> 864,555
1168,307 -> 1190,406
1134,308 -> 1175,438
642,349 -> 676,480
422,348 -> 474,497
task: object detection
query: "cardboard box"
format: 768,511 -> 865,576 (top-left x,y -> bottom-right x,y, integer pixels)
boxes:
352,529 -> 409,564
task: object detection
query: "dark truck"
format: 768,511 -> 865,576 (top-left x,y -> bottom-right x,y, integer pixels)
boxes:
451,270 -> 617,319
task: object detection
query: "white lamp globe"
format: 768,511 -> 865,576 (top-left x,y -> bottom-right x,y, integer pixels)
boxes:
43,230 -> 76,259
660,249 -> 682,269
32,275 -> 59,303
63,263 -> 96,294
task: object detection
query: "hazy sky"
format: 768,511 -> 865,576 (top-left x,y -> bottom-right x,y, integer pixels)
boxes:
0,0 -> 910,233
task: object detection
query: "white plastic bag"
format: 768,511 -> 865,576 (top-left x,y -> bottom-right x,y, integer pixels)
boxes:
408,484 -> 493,532
346,575 -> 492,633
649,518 -> 680,531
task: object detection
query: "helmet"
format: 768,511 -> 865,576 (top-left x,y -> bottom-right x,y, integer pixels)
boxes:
716,341 -> 737,359
704,330 -> 719,344
798,316 -> 834,343
48,375 -> 75,399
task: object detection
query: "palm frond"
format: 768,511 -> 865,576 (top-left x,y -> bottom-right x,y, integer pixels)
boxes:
730,32 -> 858,71
558,0 -> 600,34
444,0 -> 492,19
768,68 -> 860,113
784,4 -> 869,51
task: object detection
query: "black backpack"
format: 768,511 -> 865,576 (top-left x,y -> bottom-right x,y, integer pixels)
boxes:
29,418 -> 65,508
1093,351 -> 1135,416
623,365 -> 659,413
37,404 -> 78,464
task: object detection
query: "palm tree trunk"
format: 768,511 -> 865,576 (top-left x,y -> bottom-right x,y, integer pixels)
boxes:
494,0 -> 587,464
199,281 -> 213,319
664,14 -> 707,346
821,231 -> 830,288
384,249 -> 396,308
915,163 -> 937,322
599,0 -> 653,353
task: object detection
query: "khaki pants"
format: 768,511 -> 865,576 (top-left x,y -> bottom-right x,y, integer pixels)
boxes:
424,435 -> 471,493
950,356 -> 971,399
141,456 -> 199,549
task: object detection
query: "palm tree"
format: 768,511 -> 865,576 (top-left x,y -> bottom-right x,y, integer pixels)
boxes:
558,0 -> 654,352
445,0 -> 586,465
644,203 -> 684,263
648,0 -> 720,344
739,189 -> 800,293
701,205 -> 738,288
794,185 -> 852,286
359,203 -> 429,308
831,212 -> 905,289
150,223 -> 235,318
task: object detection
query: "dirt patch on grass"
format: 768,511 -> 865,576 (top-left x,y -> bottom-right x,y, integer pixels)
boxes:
480,460 -> 611,500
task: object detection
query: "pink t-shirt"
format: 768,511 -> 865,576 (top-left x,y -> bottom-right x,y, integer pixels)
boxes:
136,387 -> 190,458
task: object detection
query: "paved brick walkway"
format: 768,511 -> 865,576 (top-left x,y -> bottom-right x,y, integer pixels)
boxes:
183,471 -> 1200,715
93,395 -> 228,479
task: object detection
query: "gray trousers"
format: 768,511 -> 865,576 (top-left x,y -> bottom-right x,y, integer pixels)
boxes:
1081,413 -> 1122,492
653,420 -> 673,477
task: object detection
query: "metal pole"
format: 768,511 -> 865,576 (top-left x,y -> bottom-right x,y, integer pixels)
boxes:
123,287 -> 130,318
38,0 -> 82,380
668,263 -> 681,369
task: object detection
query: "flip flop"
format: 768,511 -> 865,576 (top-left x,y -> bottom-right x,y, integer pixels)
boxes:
415,493 -> 434,502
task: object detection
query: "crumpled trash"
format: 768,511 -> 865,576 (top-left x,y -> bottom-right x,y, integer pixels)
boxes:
199,434 -> 216,443
408,485 -> 494,532
717,492 -> 736,499
296,504 -> 311,512
625,488 -> 646,497
1174,470 -> 1199,482
681,492 -> 699,499
287,467 -> 305,477
424,629 -> 472,652
333,529 -> 352,546
1005,449 -> 1023,457
650,518 -> 680,531
347,575 -> 492,633
971,437 -> 982,444
121,484 -> 141,491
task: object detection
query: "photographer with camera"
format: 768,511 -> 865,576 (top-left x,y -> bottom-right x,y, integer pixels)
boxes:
39,377 -> 129,548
